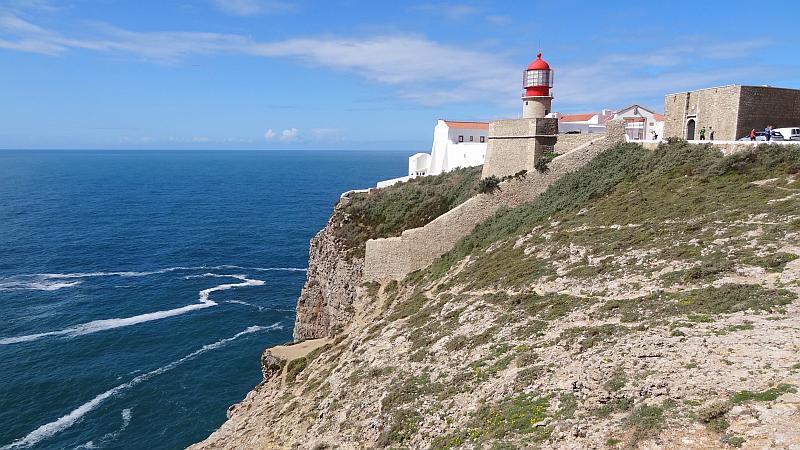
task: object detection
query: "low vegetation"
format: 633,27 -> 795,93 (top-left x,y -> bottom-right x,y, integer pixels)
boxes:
334,166 -> 481,256
427,142 -> 800,282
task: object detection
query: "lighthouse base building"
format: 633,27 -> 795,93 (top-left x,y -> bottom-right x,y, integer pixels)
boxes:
482,117 -> 558,178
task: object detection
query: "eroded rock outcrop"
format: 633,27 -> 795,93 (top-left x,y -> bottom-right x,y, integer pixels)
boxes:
293,200 -> 363,341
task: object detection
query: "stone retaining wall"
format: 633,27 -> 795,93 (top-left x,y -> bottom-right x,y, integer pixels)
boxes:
363,120 -> 625,281
554,133 -> 601,153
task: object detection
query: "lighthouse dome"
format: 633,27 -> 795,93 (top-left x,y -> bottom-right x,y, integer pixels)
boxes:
527,52 -> 550,70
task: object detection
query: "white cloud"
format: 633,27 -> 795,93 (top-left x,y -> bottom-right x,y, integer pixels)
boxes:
192,136 -> 210,142
486,15 -> 511,25
0,13 -> 777,109
264,128 -> 299,142
210,0 -> 295,16
412,3 -> 479,20
279,128 -> 298,141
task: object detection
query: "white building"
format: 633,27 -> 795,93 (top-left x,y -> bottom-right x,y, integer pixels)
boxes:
377,119 -> 488,188
553,110 -> 615,134
420,120 -> 488,176
551,104 -> 664,140
614,104 -> 664,140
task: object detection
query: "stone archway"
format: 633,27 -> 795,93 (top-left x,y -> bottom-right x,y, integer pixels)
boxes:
686,119 -> 696,140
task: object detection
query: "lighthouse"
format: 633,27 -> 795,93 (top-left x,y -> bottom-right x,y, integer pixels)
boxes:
522,52 -> 553,119
481,50 -> 559,179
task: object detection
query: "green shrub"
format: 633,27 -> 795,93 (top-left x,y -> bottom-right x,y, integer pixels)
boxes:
698,401 -> 732,432
627,405 -> 665,445
535,151 -> 558,173
478,175 -> 501,194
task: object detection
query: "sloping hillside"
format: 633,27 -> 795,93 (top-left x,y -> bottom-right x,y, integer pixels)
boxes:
293,166 -> 481,340
194,142 -> 800,449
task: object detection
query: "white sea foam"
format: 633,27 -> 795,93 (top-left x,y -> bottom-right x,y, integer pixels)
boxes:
73,407 -> 132,450
1,325 -> 280,450
0,279 -> 83,292
37,265 -> 305,280
0,275 -> 265,346
225,299 -> 264,311
0,265 -> 304,292
212,265 -> 307,272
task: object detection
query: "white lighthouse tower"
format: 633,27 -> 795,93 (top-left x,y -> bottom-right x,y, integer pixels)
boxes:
481,51 -> 559,179
522,52 -> 554,119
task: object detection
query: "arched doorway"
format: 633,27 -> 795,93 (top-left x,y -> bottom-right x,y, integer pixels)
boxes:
686,119 -> 696,140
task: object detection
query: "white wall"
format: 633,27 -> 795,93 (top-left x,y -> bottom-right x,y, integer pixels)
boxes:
424,120 -> 487,176
558,122 -> 591,134
408,153 -> 430,177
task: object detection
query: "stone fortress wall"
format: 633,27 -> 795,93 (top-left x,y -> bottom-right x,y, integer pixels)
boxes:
363,120 -> 626,281
736,86 -> 800,139
664,85 -> 800,141
664,85 -> 741,141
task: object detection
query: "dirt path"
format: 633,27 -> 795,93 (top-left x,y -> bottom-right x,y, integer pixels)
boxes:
270,337 -> 331,361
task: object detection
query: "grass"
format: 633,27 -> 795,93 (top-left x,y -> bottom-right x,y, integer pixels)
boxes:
334,166 -> 481,257
381,373 -> 445,412
431,393 -> 552,449
627,405 -> 665,446
379,409 -> 421,446
284,344 -> 331,383
600,284 -> 795,323
560,324 -> 627,352
482,291 -> 592,322
421,142 -> 800,288
604,368 -> 628,392
731,383 -> 796,404
389,291 -> 428,320
427,143 -> 650,278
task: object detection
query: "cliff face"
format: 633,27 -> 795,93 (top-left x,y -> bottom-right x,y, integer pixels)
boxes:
194,143 -> 800,450
293,201 -> 363,341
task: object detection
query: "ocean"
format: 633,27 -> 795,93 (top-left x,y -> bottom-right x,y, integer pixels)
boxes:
0,150 -> 407,450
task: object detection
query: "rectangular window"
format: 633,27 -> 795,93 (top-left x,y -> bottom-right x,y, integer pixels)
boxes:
469,136 -> 474,142
480,136 -> 485,143
458,135 -> 463,142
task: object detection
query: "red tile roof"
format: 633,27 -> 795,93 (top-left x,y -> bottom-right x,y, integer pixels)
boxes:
653,113 -> 665,121
558,113 -> 596,122
444,120 -> 489,130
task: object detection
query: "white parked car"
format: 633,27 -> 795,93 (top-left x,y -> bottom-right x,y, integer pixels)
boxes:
772,127 -> 800,141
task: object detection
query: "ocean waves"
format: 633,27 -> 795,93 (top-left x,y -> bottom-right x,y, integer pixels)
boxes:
0,324 -> 281,450
0,274 -> 265,346
0,265 -> 306,292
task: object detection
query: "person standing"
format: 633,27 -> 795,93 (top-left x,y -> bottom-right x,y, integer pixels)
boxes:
699,127 -> 706,140
709,127 -> 715,141
750,129 -> 756,141
765,126 -> 771,141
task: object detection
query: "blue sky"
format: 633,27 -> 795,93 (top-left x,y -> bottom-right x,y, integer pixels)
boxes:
1,0 -> 798,150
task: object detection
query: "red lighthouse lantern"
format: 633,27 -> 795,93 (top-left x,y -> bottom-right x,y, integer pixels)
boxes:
522,52 -> 554,118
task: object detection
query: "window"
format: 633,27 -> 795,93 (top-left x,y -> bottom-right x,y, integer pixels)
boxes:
469,136 -> 474,142
523,69 -> 553,88
458,135 -> 463,142
480,136 -> 485,143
